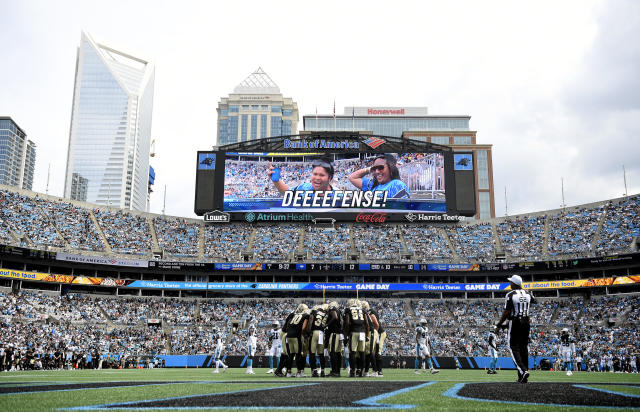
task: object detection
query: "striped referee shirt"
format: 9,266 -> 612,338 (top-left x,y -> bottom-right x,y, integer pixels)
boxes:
504,289 -> 536,319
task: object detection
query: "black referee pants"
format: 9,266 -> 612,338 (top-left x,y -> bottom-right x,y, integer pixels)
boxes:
507,317 -> 530,377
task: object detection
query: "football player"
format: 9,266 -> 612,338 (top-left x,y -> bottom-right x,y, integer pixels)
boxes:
415,318 -> 439,374
274,311 -> 294,377
372,304 -> 387,377
344,298 -> 368,377
212,327 -> 228,373
559,328 -> 576,376
361,301 -> 379,377
325,301 -> 343,377
246,324 -> 257,374
266,321 -> 282,374
306,304 -> 329,377
487,325 -> 498,374
286,304 -> 310,377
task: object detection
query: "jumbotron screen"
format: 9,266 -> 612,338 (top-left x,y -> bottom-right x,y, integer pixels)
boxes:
222,152 -> 446,214
194,134 -> 475,219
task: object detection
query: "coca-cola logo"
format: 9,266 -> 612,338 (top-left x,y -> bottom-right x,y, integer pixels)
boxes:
355,213 -> 387,223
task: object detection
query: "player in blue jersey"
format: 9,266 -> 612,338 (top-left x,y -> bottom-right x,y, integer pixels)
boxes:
415,318 -> 439,374
348,154 -> 410,199
487,325 -> 499,374
268,158 -> 335,195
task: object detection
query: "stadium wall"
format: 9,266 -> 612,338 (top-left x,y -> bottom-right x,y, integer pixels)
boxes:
156,354 -> 553,370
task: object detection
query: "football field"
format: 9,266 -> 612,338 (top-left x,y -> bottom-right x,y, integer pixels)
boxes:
0,368 -> 639,411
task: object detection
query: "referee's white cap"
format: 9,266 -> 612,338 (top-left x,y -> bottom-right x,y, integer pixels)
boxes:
507,274 -> 523,286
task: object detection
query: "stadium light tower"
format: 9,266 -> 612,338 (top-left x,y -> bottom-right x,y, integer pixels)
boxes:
560,177 -> 567,210
623,164 -> 628,198
504,186 -> 508,216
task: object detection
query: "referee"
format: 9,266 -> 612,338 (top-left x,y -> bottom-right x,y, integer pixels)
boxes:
496,274 -> 536,383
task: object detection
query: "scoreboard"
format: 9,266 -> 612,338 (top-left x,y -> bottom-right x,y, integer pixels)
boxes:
195,133 -> 476,220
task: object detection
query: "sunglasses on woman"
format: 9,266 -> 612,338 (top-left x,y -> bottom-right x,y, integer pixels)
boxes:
371,165 -> 385,172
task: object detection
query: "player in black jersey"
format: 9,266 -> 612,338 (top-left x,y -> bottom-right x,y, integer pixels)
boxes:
286,304 -> 310,377
325,301 -> 343,377
305,303 -> 329,377
344,298 -> 369,377
360,301 -> 380,377
274,311 -> 294,377
496,274 -> 536,383
367,303 -> 385,377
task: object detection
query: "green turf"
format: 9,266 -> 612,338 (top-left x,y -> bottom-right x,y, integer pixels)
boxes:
0,368 -> 638,411
584,384 -> 640,396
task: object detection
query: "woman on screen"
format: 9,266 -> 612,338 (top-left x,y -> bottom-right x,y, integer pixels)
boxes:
348,154 -> 410,199
268,158 -> 335,195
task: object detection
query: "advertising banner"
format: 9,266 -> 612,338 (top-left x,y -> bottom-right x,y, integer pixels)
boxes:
56,252 -> 147,268
0,268 -> 57,281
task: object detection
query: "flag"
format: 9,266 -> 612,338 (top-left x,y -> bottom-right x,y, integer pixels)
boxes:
363,137 -> 386,149
333,99 -> 336,131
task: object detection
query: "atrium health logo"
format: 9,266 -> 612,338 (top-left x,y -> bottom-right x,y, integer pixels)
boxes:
245,212 -> 256,223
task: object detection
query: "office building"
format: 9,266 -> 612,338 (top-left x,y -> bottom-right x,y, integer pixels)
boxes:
304,106 -> 494,219
216,68 -> 298,145
0,117 -> 36,191
64,32 -> 155,211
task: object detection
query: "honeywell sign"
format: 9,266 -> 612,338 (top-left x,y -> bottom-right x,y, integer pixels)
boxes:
345,107 -> 428,117
368,108 -> 404,115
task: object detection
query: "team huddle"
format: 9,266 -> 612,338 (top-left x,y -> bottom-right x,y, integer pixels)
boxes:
261,299 -> 387,378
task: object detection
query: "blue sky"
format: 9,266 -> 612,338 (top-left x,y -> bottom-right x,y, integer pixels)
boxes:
1,0 -> 638,218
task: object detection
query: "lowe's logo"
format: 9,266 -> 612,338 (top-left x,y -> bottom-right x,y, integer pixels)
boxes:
204,210 -> 231,223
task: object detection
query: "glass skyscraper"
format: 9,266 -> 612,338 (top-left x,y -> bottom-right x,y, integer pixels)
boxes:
0,117 -> 36,191
64,32 -> 155,211
217,68 -> 298,145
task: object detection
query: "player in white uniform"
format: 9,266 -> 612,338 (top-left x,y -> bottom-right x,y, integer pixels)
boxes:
266,321 -> 282,374
415,318 -> 439,374
487,325 -> 499,374
212,327 -> 228,373
558,328 -> 576,376
246,324 -> 257,374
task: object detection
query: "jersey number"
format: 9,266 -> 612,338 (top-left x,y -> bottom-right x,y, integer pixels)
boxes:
314,312 -> 326,327
350,308 -> 364,321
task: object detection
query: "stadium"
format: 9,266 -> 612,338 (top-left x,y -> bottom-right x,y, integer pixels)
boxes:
1,132 -> 639,411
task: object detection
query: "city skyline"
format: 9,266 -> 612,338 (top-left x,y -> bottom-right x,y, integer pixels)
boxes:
1,0 -> 639,219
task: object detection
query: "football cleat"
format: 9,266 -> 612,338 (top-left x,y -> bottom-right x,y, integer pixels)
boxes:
566,371 -> 572,376
430,369 -> 440,374
266,369 -> 274,374
521,371 -> 530,383
414,370 -> 421,374
212,370 -> 219,374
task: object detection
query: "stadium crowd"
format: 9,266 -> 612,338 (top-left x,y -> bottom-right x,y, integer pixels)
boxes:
401,225 -> 453,261
94,209 -> 152,256
496,215 -> 545,261
0,188 -> 639,263
153,217 -> 200,257
0,290 -> 639,371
